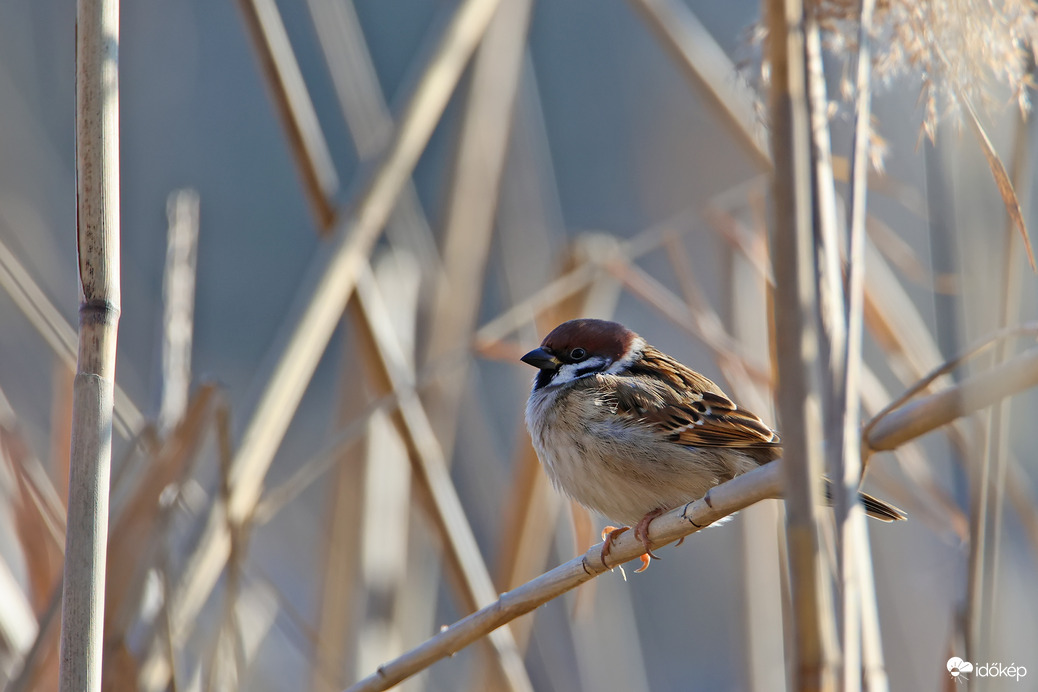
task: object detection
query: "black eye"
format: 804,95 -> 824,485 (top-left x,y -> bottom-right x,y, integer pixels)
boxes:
570,348 -> 587,361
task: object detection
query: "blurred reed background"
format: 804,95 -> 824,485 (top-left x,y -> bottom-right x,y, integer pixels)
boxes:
1,0 -> 1037,690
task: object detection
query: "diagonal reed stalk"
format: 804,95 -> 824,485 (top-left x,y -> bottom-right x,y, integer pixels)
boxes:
234,0 -> 534,686
346,460 -> 788,692
0,235 -> 142,439
138,2 -> 506,687
303,0 -> 440,268
949,85 -> 1037,671
351,265 -> 533,692
235,0 -> 338,231
628,0 -> 769,168
0,417 -> 47,658
495,238 -> 621,651
104,385 -> 223,641
474,206 -> 701,349
708,207 -> 980,534
1,391 -> 66,605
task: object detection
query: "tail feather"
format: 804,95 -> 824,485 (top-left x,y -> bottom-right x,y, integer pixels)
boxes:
823,478 -> 906,522
859,490 -> 906,522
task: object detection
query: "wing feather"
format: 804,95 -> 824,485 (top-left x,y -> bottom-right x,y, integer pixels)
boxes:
588,345 -> 780,453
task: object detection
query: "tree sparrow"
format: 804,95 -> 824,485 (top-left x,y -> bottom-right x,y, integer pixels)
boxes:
522,318 -> 904,569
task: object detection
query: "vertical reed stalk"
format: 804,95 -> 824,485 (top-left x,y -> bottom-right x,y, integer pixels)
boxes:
60,0 -> 121,690
766,0 -> 838,688
840,1 -> 882,690
158,189 -> 199,434
970,104 -> 1032,673
724,235 -> 786,692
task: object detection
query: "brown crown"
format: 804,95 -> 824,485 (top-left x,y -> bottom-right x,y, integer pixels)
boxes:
540,319 -> 637,361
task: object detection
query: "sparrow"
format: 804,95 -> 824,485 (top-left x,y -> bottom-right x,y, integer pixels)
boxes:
522,318 -> 904,570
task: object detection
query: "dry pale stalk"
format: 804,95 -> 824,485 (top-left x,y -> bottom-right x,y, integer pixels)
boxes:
309,324 -> 374,691
60,0 -> 121,690
841,1 -> 882,689
158,189 -> 199,434
473,207 -> 704,350
867,346 -> 1038,452
723,236 -> 785,692
973,109 -> 1032,662
767,0 -> 839,688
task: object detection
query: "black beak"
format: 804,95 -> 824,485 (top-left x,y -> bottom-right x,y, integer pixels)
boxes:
521,347 -> 560,371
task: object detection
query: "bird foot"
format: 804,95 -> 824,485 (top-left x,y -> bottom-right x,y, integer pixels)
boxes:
600,525 -> 652,573
633,508 -> 667,563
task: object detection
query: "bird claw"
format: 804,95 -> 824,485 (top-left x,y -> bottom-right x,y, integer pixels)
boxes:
601,510 -> 668,572
600,526 -> 629,568
600,525 -> 654,573
633,508 -> 667,561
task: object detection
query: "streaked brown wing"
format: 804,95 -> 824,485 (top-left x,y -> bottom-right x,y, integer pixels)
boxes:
593,368 -> 780,451
661,390 -> 779,448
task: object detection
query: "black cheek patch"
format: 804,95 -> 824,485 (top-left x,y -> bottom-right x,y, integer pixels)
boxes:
572,361 -> 609,378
